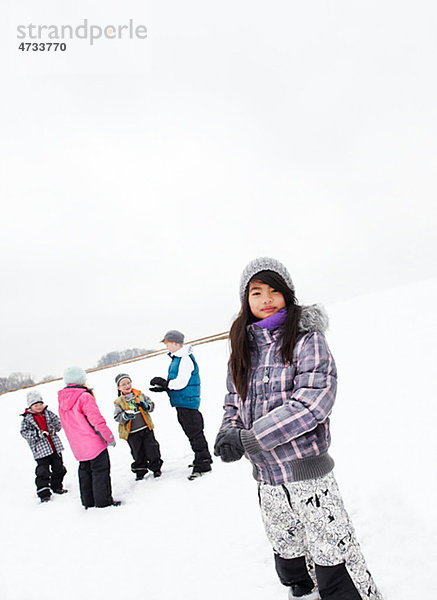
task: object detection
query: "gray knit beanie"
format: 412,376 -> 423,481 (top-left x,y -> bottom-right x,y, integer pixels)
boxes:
27,390 -> 44,408
239,257 -> 295,301
115,373 -> 131,387
63,366 -> 87,385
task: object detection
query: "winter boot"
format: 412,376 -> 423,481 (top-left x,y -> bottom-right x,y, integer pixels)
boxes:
188,471 -> 204,481
188,462 -> 212,480
38,488 -> 52,503
288,587 -> 320,600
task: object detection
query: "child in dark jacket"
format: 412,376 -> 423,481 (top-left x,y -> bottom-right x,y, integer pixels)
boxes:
214,257 -> 383,600
20,390 -> 67,502
114,373 -> 163,480
150,330 -> 212,480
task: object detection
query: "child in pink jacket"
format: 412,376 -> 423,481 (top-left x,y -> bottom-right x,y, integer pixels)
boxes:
58,366 -> 120,509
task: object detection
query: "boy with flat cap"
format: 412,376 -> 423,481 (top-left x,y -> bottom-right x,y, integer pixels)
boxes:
150,330 -> 212,480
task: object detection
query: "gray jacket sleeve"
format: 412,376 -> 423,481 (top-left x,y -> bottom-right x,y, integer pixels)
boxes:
46,409 -> 62,432
20,415 -> 41,444
139,393 -> 154,412
114,404 -> 129,424
218,366 -> 245,431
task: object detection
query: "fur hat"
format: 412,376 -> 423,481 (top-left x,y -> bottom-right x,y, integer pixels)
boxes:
63,366 -> 87,385
115,373 -> 131,387
27,390 -> 43,408
239,257 -> 295,301
161,330 -> 184,344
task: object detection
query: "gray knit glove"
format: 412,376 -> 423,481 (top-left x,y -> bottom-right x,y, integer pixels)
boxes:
214,428 -> 245,462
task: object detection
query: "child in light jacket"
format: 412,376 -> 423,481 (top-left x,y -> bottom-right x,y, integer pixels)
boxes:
20,390 -> 67,502
114,373 -> 163,480
58,366 -> 120,509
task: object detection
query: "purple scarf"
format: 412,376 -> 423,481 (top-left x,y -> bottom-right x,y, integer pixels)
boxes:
254,307 -> 287,329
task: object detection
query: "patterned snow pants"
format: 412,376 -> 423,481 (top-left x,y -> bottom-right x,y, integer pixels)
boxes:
258,472 -> 383,600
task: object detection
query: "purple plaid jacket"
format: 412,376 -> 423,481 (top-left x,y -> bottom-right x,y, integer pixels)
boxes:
220,305 -> 337,485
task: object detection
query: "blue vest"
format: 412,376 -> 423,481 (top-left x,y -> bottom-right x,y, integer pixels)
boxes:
167,353 -> 201,409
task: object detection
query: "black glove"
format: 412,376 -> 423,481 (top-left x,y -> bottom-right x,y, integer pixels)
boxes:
149,377 -> 169,393
123,410 -> 136,420
138,399 -> 151,411
214,427 -> 245,463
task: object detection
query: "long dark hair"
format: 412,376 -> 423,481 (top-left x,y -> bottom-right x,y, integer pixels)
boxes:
229,270 -> 300,401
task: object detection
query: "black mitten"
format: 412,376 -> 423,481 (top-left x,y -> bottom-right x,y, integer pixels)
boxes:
149,377 -> 169,393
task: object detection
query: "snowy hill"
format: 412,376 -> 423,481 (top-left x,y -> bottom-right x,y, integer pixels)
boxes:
1,278 -> 437,600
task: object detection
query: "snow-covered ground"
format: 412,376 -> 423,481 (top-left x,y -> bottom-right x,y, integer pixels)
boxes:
1,278 -> 436,600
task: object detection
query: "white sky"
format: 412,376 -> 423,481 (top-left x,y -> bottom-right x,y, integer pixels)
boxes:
1,0 -> 436,378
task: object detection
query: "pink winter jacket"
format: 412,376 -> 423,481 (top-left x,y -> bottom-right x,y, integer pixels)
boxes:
58,385 -> 115,461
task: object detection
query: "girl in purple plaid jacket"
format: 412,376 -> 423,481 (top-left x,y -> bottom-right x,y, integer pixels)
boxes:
214,257 -> 383,600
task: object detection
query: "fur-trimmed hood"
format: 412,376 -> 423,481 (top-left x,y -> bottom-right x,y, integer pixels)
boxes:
248,304 -> 329,336
298,304 -> 329,335
247,304 -> 329,347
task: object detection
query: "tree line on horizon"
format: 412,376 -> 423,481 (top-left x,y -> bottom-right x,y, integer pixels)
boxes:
0,347 -> 155,394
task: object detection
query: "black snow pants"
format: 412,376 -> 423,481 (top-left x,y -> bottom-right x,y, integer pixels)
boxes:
176,407 -> 212,472
35,452 -> 67,499
275,555 -> 363,599
127,428 -> 163,477
78,449 -> 114,508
